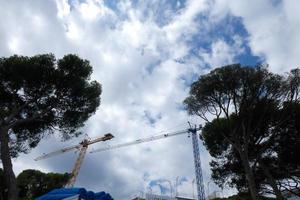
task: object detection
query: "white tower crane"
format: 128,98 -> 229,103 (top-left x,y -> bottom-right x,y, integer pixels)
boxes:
34,133 -> 114,188
90,125 -> 206,200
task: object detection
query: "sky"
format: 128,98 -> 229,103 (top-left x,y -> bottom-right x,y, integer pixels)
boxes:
1,0 -> 300,199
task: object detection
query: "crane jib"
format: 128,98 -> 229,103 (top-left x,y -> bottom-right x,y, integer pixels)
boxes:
89,128 -> 200,153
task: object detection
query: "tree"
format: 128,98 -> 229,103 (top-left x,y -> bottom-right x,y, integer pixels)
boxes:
202,117 -> 278,197
0,54 -> 102,200
17,169 -> 69,200
202,102 -> 300,198
184,64 -> 300,199
211,193 -> 275,200
0,168 -> 7,200
1,168 -> 70,200
271,101 -> 300,196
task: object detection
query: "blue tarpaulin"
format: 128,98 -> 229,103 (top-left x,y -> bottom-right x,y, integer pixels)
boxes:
36,188 -> 113,200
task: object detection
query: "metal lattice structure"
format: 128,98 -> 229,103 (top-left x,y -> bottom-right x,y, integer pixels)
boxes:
65,145 -> 88,187
35,125 -> 206,199
35,133 -> 114,188
91,126 -> 206,200
90,128 -> 198,153
189,127 -> 206,200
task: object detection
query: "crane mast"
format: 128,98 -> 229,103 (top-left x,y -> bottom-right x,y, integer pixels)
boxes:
65,145 -> 88,187
190,127 -> 206,200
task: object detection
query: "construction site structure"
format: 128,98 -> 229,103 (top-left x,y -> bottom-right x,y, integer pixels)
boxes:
34,133 -> 114,188
35,126 -> 206,200
190,127 -> 206,200
90,125 -> 206,200
90,127 -> 200,153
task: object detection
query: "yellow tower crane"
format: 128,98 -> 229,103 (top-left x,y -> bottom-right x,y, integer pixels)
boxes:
34,133 -> 114,188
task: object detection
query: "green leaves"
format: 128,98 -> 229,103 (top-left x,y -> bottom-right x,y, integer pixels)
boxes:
0,54 -> 101,199
1,168 -> 69,200
184,64 -> 300,196
202,118 -> 231,158
0,53 -> 101,156
16,169 -> 70,200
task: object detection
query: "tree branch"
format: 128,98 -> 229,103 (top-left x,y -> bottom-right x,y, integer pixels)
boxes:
2,103 -> 28,126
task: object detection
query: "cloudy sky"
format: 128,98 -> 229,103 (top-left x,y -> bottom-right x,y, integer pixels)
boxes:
1,0 -> 300,199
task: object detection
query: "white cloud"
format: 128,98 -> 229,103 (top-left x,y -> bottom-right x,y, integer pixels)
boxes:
213,0 -> 300,72
55,0 -> 70,19
199,37 -> 244,68
164,0 -> 208,42
1,0 -> 300,199
0,0 -> 213,199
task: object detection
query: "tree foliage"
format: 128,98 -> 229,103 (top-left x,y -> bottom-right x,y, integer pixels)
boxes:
184,64 -> 300,199
17,169 -> 69,200
0,168 -> 69,200
0,54 -> 102,200
0,168 -> 7,200
211,193 -> 275,200
0,54 -> 101,153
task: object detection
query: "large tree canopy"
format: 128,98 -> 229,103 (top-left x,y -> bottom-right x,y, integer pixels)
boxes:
0,54 -> 102,200
184,64 -> 300,200
17,169 -> 69,200
0,168 -> 69,200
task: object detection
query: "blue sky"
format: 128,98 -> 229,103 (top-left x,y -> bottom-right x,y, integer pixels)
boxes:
0,0 -> 300,199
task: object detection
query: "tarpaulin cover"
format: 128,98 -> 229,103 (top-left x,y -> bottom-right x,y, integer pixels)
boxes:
36,188 -> 113,200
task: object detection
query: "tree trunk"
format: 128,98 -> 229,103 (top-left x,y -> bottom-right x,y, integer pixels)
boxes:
259,161 -> 284,200
0,128 -> 18,200
239,150 -> 259,200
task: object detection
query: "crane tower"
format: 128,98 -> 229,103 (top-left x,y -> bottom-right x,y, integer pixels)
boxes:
189,127 -> 206,200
